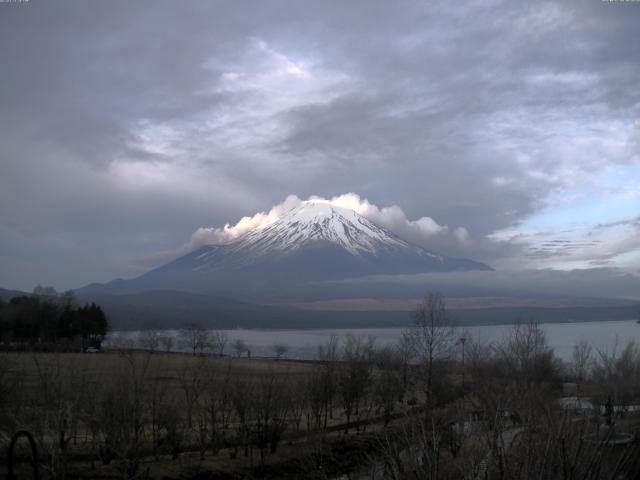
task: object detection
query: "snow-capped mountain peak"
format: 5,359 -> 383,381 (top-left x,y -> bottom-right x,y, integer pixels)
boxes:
228,200 -> 427,258
80,200 -> 491,295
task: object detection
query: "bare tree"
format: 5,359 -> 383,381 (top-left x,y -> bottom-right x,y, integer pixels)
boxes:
94,350 -> 152,477
405,293 -> 456,406
177,357 -> 209,429
232,338 -> 248,358
572,339 -> 593,382
147,371 -> 170,461
248,370 -> 292,464
0,353 -> 22,439
28,354 -> 89,479
178,322 -> 211,356
272,343 -> 289,359
338,334 -> 375,433
395,332 -> 414,402
230,376 -> 252,458
210,329 -> 228,357
306,366 -> 325,431
496,320 -> 559,396
203,360 -> 234,455
373,346 -> 404,426
137,329 -> 160,353
376,410 -> 448,480
317,335 -> 339,429
288,376 -> 307,433
592,339 -> 640,406
159,334 -> 174,353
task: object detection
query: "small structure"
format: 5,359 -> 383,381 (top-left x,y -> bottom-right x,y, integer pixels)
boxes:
557,396 -> 596,415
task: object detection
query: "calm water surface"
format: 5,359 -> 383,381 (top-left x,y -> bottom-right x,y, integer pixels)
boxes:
108,319 -> 640,361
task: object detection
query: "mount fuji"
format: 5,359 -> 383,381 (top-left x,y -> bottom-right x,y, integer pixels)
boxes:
81,201 -> 491,297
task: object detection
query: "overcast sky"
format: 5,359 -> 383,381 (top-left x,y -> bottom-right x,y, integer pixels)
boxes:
1,0 -> 639,293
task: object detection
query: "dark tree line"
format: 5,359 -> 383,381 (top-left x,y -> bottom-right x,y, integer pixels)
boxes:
0,289 -> 109,350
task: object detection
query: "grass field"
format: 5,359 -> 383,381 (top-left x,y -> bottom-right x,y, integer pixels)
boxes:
0,350 -> 405,479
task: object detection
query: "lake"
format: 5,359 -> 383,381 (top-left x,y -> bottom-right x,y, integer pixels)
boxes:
106,319 -> 640,362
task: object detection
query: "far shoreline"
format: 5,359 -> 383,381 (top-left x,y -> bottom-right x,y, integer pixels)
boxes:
109,316 -> 640,332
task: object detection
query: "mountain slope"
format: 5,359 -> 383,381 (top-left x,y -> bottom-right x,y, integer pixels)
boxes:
80,201 -> 491,296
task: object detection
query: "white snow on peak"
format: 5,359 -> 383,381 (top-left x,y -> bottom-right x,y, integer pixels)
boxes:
191,200 -> 447,271
223,200 -> 438,259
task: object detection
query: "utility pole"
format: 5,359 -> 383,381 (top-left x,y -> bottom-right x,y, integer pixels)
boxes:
460,336 -> 467,391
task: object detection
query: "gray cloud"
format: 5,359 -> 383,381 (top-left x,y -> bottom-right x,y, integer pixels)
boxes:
1,0 -> 639,290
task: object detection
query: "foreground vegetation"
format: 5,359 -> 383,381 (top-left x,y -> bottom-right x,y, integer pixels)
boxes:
2,293 -> 640,479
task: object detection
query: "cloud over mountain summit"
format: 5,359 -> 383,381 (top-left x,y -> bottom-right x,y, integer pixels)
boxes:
189,193 -> 454,250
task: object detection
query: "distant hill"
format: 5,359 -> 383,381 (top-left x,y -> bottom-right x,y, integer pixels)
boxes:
0,287 -> 28,301
75,289 -> 640,330
65,291 -> 640,330
76,289 -> 410,330
2,286 -> 638,330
